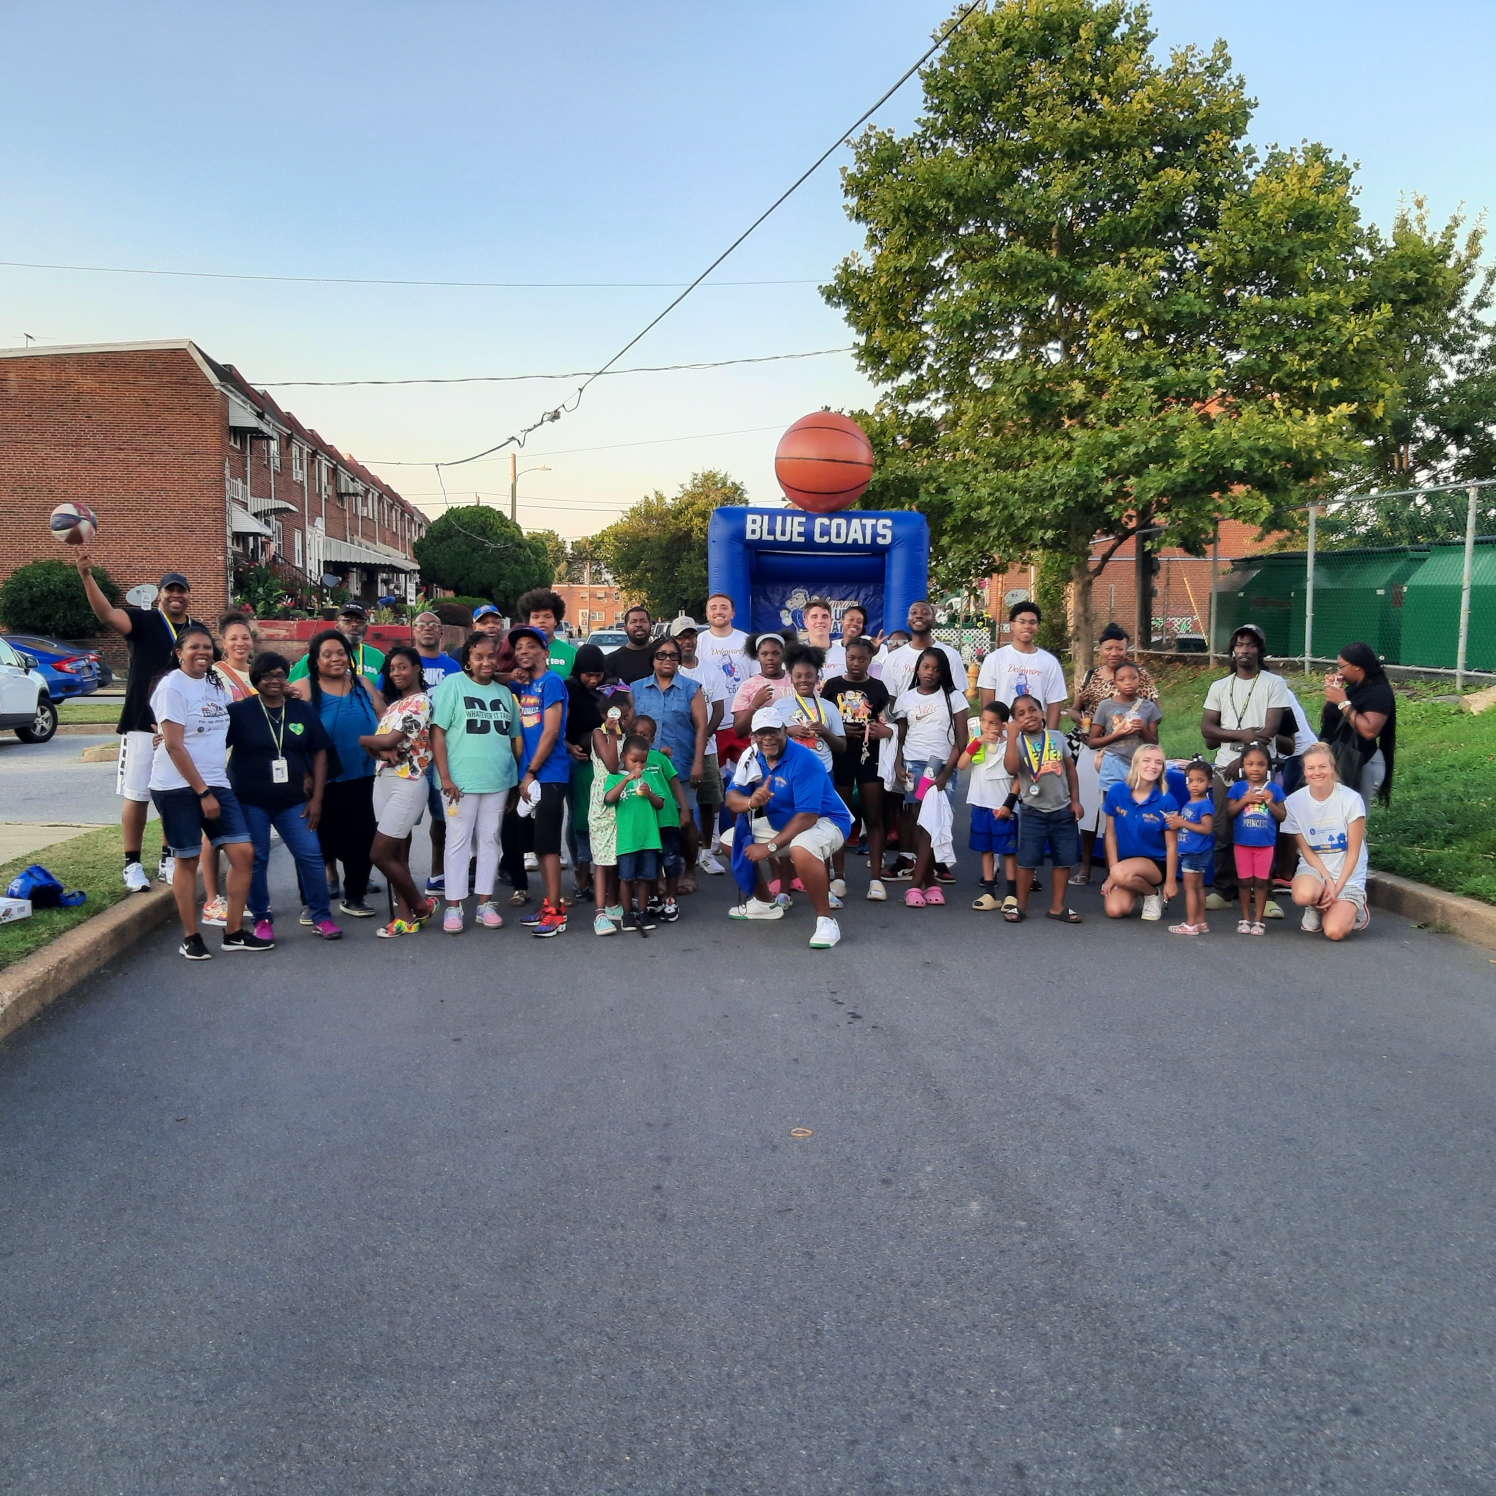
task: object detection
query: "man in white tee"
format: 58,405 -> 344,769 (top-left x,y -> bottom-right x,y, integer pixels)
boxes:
697,593 -> 752,715
881,600 -> 966,700
675,617 -> 730,872
977,601 -> 1068,729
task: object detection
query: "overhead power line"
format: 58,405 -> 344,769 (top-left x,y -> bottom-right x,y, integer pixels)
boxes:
0,257 -> 818,290
421,0 -> 986,474
261,346 -> 852,388
367,423 -> 785,468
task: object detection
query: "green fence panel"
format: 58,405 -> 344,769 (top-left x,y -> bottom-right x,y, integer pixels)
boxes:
1401,539 -> 1496,671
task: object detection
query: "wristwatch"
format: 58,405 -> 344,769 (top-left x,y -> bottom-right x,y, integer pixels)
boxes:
766,842 -> 779,855
197,788 -> 214,799
1338,699 -> 1352,714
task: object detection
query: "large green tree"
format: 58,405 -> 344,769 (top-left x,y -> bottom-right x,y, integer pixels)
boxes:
825,0 -> 1468,665
527,528 -> 570,582
412,506 -> 553,611
596,470 -> 747,618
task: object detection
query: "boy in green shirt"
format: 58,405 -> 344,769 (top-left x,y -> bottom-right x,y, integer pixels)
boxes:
632,713 -> 690,922
603,735 -> 668,936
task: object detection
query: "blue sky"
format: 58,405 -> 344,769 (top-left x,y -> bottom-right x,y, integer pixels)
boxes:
4,1 -> 1492,539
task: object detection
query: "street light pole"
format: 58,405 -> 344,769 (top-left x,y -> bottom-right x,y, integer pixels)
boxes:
509,454 -> 551,524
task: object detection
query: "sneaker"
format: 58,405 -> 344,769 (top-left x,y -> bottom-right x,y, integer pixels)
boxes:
730,897 -> 783,921
828,891 -> 844,910
697,850 -> 725,875
866,879 -> 887,902
571,883 -> 594,903
883,863 -> 914,881
253,918 -> 275,942
299,906 -> 314,926
313,918 -> 343,940
533,905 -> 568,938
1301,906 -> 1323,933
647,896 -> 665,917
424,875 -> 445,895
476,901 -> 504,929
340,899 -> 376,918
521,903 -> 550,927
809,916 -> 841,950
509,888 -> 532,907
606,904 -> 625,924
829,877 -> 848,899
636,906 -> 658,932
366,880 -> 382,895
593,911 -> 617,936
222,928 -> 275,952
933,868 -> 956,885
200,896 -> 229,928
1353,902 -> 1370,932
623,910 -> 648,938
1263,898 -> 1284,920
158,855 -> 176,884
444,906 -> 465,934
123,861 -> 152,893
659,898 -> 680,924
1205,891 -> 1233,911
326,877 -> 342,901
523,852 -> 539,872
179,933 -> 211,961
375,918 -> 420,939
1140,893 -> 1164,922
774,892 -> 793,910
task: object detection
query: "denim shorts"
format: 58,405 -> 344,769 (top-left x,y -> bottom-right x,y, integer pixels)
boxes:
617,847 -> 659,883
1016,805 -> 1080,869
1178,849 -> 1213,875
969,805 -> 1018,855
659,824 -> 685,877
151,783 -> 252,858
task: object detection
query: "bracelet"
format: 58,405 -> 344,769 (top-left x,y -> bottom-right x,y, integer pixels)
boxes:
1338,699 -> 1352,714
197,788 -> 214,799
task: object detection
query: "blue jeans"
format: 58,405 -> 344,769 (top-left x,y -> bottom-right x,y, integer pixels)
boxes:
242,800 -> 332,925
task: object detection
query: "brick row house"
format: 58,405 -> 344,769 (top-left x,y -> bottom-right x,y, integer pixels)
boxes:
550,582 -> 628,635
0,340 -> 426,619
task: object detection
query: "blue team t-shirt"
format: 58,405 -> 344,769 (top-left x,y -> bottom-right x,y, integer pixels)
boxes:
416,652 -> 462,692
1175,796 -> 1215,856
1228,779 -> 1284,847
518,669 -> 571,783
1104,781 -> 1178,861
753,738 -> 854,837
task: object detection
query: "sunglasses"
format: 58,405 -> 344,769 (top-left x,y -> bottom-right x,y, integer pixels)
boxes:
653,650 -> 681,661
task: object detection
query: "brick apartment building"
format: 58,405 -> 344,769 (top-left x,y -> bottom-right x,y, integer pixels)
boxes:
551,581 -> 628,635
0,340 -> 426,620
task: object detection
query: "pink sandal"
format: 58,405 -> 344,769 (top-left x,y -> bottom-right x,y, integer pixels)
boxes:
923,886 -> 946,905
904,887 -> 927,907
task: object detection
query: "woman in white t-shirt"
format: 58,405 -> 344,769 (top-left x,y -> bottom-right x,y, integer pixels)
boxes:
1284,742 -> 1370,941
892,647 -> 971,906
148,623 -> 263,959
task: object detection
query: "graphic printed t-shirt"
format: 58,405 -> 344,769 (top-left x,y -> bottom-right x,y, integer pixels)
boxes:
821,674 -> 891,760
697,627 -> 750,686
289,641 -> 384,684
965,739 -> 1014,809
1175,797 -> 1215,856
646,748 -> 681,827
431,674 -> 522,794
226,696 -> 332,811
118,608 -> 205,735
1283,784 -> 1369,889
893,687 -> 969,765
1228,779 -> 1284,847
680,660 -> 729,757
1093,696 -> 1163,765
545,635 -> 577,680
375,693 -> 434,778
731,673 -> 798,720
976,644 -> 1069,710
772,690 -> 844,771
148,670 -> 232,790
518,669 -> 570,782
605,767 -> 668,855
1104,782 -> 1178,861
416,652 -> 462,691
1203,671 -> 1295,771
1012,728 -> 1073,812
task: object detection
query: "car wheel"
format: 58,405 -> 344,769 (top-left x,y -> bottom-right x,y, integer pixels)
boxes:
16,697 -> 59,743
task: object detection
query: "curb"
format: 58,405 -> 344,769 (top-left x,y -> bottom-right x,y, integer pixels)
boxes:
1367,871 -> 1496,953
0,888 -> 175,1043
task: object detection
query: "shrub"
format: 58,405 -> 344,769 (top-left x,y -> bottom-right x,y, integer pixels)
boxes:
0,559 -> 121,637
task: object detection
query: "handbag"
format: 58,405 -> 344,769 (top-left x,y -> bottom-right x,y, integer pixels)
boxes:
1324,709 -> 1365,787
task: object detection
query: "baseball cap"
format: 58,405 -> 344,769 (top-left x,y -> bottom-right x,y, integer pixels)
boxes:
668,615 -> 700,637
472,604 -> 500,621
1231,623 -> 1268,651
159,572 -> 190,591
750,707 -> 783,733
338,601 -> 368,618
506,625 -> 547,651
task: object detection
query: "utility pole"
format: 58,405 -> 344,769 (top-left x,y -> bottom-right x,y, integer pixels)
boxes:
510,452 -> 518,525
1135,512 -> 1153,652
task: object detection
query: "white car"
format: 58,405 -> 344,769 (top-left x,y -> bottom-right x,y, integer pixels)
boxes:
0,636 -> 60,742
585,628 -> 629,652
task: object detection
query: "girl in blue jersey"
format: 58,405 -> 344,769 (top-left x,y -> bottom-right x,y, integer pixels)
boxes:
1100,744 -> 1178,922
1164,760 -> 1215,935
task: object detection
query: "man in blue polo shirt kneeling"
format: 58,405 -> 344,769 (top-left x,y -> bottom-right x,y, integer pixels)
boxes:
725,707 -> 853,950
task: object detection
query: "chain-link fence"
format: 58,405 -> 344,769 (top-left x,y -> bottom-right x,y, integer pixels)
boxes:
1090,481 -> 1496,685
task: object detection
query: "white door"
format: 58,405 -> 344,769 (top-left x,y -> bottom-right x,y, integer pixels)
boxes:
0,638 -> 38,720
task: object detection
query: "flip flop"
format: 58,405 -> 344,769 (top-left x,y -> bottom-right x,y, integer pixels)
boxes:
1003,907 -> 1026,923
1045,908 -> 1083,924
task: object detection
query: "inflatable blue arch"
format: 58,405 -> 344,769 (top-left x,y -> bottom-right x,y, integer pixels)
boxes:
707,507 -> 929,638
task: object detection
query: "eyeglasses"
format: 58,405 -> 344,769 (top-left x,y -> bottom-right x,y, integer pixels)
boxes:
653,651 -> 680,662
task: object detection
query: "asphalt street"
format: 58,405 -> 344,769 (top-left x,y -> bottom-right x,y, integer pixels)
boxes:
3,825 -> 1495,1494
0,730 -> 123,824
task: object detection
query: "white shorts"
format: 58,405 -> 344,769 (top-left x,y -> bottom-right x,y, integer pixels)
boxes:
116,731 -> 156,803
754,815 -> 845,864
373,772 -> 428,838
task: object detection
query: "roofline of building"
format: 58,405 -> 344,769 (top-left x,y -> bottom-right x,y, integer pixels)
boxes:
0,337 -> 224,388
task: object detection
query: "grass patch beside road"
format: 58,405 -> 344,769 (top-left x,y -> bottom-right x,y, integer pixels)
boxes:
58,699 -> 122,725
0,822 -> 158,970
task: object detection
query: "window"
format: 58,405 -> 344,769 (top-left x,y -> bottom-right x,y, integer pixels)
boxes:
292,444 -> 306,482
293,528 -> 303,568
229,431 -> 244,451
268,435 -> 281,471
273,519 -> 284,556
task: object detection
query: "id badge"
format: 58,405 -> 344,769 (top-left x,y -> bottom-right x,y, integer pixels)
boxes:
271,757 -> 289,784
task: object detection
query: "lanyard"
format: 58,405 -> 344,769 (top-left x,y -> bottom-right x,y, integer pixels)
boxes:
1227,673 -> 1260,728
1021,729 -> 1060,777
160,611 -> 180,645
258,697 -> 287,757
793,690 -> 823,724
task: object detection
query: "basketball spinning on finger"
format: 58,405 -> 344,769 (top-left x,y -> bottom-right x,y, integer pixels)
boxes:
50,501 -> 100,545
774,412 -> 874,514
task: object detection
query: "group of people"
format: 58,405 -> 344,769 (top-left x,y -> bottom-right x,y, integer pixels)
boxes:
76,547 -> 1394,958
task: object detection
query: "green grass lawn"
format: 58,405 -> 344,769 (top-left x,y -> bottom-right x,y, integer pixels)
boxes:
58,699 -> 122,724
1150,663 -> 1496,905
0,822 -> 158,970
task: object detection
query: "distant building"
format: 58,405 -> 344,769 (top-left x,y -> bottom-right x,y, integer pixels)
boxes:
552,581 -> 628,634
0,340 -> 426,619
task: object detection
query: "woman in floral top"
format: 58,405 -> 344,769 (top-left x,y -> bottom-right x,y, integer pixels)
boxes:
358,645 -> 436,937
1069,623 -> 1161,885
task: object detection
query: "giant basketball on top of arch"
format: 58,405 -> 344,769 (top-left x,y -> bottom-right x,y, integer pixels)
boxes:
708,411 -> 929,639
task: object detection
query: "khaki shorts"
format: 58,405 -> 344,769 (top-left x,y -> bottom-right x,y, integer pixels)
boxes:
753,815 -> 845,864
696,754 -> 725,808
373,772 -> 428,838
1294,860 -> 1368,912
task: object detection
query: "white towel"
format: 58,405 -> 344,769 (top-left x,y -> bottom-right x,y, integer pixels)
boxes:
917,786 -> 956,868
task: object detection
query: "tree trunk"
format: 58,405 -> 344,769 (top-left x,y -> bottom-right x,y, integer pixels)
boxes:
1069,556 -> 1095,675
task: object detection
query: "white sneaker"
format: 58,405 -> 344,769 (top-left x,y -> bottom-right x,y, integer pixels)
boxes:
829,877 -> 847,899
810,916 -> 841,950
523,852 -> 538,871
866,879 -> 887,902
157,855 -> 176,884
123,862 -> 152,893
730,897 -> 783,921
1301,906 -> 1322,933
697,850 -> 725,875
1263,898 -> 1284,920
1140,892 -> 1164,921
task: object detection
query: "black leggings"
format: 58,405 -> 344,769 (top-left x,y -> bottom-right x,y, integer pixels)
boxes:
318,777 -> 375,902
501,806 -> 533,892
